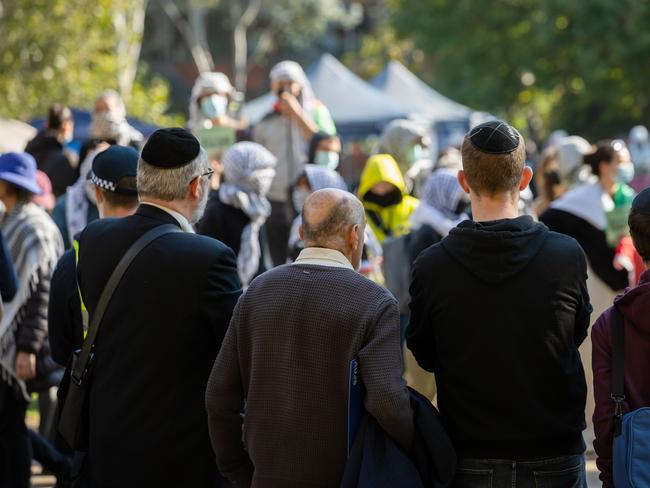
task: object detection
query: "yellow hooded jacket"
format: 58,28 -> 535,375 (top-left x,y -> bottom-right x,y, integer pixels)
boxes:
358,154 -> 419,243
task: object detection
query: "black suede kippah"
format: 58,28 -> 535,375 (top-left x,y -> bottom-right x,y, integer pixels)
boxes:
468,120 -> 521,154
141,128 -> 200,169
632,187 -> 650,216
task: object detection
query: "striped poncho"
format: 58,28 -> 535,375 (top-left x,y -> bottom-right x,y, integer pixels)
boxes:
0,202 -> 63,400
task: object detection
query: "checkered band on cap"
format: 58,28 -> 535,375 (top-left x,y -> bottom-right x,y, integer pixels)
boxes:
90,172 -> 117,192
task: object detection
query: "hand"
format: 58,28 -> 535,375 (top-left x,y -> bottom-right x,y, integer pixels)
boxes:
15,352 -> 36,381
277,92 -> 303,119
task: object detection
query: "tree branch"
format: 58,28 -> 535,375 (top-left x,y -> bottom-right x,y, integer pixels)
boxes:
157,0 -> 214,73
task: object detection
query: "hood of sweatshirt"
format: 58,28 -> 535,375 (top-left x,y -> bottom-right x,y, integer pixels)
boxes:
614,269 -> 650,334
441,215 -> 549,284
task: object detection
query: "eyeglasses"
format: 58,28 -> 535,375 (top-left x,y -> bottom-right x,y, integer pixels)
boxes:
189,167 -> 214,185
199,168 -> 214,180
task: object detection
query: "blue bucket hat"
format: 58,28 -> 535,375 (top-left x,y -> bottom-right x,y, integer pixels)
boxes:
0,152 -> 43,195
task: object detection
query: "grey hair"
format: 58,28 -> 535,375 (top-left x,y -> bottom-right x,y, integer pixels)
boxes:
137,148 -> 209,201
302,192 -> 365,248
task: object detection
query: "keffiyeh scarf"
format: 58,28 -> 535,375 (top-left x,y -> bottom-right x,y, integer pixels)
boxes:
219,142 -> 277,287
0,203 -> 63,399
410,168 -> 468,237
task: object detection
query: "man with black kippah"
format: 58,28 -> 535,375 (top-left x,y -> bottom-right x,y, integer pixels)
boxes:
72,129 -> 241,487
407,120 -> 592,486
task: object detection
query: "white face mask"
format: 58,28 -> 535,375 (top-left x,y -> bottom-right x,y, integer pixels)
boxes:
200,94 -> 228,119
292,188 -> 311,213
314,151 -> 340,170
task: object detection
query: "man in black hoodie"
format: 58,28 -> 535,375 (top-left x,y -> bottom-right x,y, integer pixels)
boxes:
407,121 -> 592,487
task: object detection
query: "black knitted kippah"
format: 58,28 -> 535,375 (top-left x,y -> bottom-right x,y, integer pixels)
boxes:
469,120 -> 520,154
141,128 -> 201,169
632,187 -> 650,216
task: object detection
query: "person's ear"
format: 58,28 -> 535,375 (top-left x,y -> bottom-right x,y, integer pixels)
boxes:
519,166 -> 534,191
94,186 -> 104,205
349,224 -> 360,252
457,170 -> 471,194
189,175 -> 202,199
299,223 -> 304,241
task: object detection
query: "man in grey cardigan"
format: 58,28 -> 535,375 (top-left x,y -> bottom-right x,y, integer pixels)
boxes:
206,188 -> 413,487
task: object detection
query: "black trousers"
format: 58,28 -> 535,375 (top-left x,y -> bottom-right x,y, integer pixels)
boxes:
265,200 -> 293,267
0,381 -> 31,488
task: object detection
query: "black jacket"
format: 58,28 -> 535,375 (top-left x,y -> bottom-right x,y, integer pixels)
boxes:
341,388 -> 456,488
75,204 -> 242,487
25,131 -> 79,197
196,189 -> 267,276
20,266 -> 64,393
407,216 -> 592,460
48,248 -> 83,368
539,207 -> 629,291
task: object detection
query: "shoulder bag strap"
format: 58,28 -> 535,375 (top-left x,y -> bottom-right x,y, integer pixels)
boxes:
70,224 -> 181,385
611,304 -> 626,436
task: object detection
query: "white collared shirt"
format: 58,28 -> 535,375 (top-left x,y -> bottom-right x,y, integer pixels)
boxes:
140,202 -> 195,233
293,247 -> 354,270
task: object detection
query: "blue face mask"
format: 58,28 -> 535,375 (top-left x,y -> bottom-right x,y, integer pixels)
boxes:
63,129 -> 74,144
617,163 -> 635,184
200,95 -> 228,119
314,151 -> 340,170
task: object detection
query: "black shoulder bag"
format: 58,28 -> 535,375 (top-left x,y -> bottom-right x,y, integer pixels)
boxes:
59,224 -> 181,449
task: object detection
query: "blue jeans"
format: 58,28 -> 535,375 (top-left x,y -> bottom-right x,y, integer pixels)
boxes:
454,455 -> 586,488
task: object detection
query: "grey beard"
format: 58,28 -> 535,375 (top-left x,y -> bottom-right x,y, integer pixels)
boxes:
190,185 -> 210,224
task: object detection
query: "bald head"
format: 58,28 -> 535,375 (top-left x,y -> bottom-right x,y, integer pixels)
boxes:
302,189 -> 365,255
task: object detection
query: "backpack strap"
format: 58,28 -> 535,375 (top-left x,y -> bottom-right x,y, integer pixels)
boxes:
611,304 -> 626,437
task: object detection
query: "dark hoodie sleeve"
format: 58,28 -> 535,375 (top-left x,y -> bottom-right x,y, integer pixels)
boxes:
573,244 -> 592,347
406,251 -> 436,372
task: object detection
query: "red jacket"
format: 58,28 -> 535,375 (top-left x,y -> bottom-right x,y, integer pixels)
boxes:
592,268 -> 650,488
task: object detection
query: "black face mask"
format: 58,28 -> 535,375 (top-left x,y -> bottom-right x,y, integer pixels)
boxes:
364,188 -> 403,207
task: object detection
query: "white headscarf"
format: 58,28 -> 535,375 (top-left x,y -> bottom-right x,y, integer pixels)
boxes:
410,168 -> 468,237
269,61 -> 317,165
219,142 -> 277,286
188,72 -> 235,132
269,61 -> 315,108
555,136 -> 592,186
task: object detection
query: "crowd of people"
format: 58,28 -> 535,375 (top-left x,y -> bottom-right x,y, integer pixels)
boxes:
0,59 -> 649,488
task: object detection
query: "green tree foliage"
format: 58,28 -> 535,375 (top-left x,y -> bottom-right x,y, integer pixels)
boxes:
343,25 -> 427,81
0,0 -> 180,125
390,0 -> 650,139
